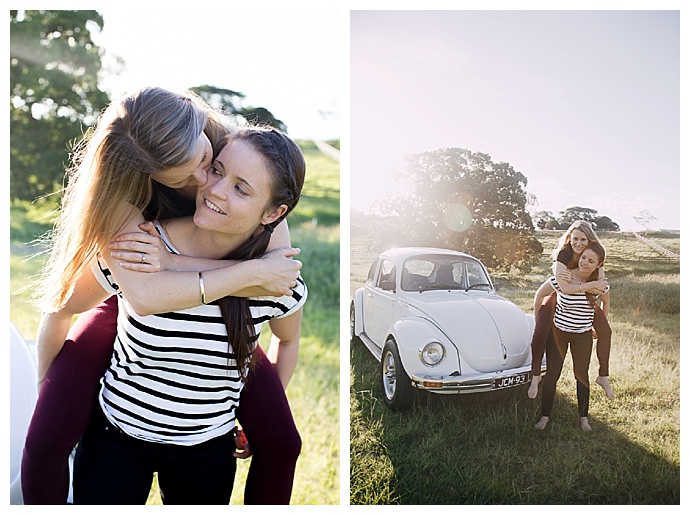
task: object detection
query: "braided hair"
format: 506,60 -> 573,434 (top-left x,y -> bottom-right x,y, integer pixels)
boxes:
215,126 -> 306,380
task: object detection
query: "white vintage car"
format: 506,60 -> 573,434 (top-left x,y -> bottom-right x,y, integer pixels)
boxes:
351,247 -> 542,411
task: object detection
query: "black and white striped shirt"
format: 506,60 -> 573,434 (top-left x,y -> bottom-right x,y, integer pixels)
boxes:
549,276 -> 607,333
92,230 -> 307,446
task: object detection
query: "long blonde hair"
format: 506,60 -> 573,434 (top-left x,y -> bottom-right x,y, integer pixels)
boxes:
36,87 -> 210,312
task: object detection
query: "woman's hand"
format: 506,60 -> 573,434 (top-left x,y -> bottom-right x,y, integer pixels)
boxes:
108,222 -> 168,272
584,279 -> 608,295
254,247 -> 303,297
556,269 -> 573,284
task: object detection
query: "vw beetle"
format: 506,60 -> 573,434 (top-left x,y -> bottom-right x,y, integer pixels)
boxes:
351,247 -> 541,410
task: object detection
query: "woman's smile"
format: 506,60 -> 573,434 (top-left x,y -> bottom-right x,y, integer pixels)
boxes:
578,249 -> 600,274
203,198 -> 227,215
570,229 -> 589,254
194,137 -> 277,237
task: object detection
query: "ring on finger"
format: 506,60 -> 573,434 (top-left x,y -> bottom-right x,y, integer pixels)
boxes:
141,252 -> 146,263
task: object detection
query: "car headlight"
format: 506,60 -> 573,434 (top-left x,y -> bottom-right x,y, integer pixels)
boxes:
420,341 -> 445,366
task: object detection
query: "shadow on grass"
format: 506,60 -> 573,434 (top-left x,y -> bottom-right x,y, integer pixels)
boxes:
350,341 -> 679,505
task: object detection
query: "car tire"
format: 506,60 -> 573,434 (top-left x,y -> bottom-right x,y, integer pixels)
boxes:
381,338 -> 414,411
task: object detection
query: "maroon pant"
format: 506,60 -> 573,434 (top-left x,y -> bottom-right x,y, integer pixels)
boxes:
530,293 -> 612,377
21,296 -> 301,505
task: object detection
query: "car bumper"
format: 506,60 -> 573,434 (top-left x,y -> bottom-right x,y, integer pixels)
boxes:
409,364 -> 545,394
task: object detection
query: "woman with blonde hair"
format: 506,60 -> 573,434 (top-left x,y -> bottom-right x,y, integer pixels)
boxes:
22,87 -> 302,504
72,126 -> 307,503
527,220 -> 614,400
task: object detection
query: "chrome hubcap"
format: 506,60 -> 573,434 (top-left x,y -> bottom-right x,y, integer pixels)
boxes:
382,351 -> 397,399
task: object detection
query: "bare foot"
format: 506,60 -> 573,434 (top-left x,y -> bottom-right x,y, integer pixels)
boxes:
580,417 -> 592,431
534,416 -> 550,430
596,376 -> 615,400
528,376 -> 542,399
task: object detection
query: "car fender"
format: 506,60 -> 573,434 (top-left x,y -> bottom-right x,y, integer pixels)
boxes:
389,316 -> 461,379
523,312 -> 541,368
10,322 -> 38,505
524,312 -> 535,334
351,287 -> 365,336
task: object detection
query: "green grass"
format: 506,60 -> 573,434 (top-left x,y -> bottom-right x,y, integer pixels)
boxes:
10,141 -> 340,505
289,140 -> 340,227
349,228 -> 680,504
231,221 -> 340,505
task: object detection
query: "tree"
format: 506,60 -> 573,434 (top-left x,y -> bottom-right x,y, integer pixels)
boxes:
378,147 -> 542,272
556,206 -> 620,231
532,210 -> 558,230
594,215 -> 620,232
237,106 -> 287,132
558,206 -> 599,226
190,85 -> 287,132
633,209 -> 657,233
190,85 -> 245,113
10,10 -> 110,202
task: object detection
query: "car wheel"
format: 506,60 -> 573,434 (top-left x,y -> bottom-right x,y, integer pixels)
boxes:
349,303 -> 360,344
381,339 -> 414,411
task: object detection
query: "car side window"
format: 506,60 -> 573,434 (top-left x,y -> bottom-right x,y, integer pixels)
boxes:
376,259 -> 396,292
366,260 -> 378,285
467,261 -> 491,289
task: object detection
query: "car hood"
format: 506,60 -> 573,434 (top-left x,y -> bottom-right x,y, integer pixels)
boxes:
405,292 -> 531,373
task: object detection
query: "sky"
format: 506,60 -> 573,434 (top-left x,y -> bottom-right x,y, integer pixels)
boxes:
350,9 -> 681,231
91,7 -> 342,141
6,3 -> 683,233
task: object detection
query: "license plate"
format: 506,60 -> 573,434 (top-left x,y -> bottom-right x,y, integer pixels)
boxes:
491,372 -> 530,390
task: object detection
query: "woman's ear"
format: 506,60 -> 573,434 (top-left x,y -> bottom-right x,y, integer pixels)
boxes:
262,203 -> 288,225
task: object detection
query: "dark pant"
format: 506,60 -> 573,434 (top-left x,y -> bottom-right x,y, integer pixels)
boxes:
73,406 -> 236,504
530,293 -> 612,376
22,296 -> 301,505
540,327 -> 593,418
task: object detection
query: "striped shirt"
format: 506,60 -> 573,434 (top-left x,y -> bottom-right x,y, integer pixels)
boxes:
549,276 -> 608,333
92,231 -> 307,446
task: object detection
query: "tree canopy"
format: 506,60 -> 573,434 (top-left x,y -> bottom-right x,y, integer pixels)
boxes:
10,10 -> 110,202
10,10 -> 289,204
189,86 -> 287,132
532,206 -> 620,231
377,147 -> 542,272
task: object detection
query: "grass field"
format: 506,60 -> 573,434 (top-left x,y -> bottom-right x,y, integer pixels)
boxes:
349,226 -> 680,504
9,140 -> 340,505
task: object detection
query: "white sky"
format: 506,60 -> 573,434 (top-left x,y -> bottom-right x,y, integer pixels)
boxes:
6,2 -> 685,232
92,7 -> 342,141
351,9 -> 681,231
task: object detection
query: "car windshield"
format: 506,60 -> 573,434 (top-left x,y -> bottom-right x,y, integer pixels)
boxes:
400,255 -> 492,292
